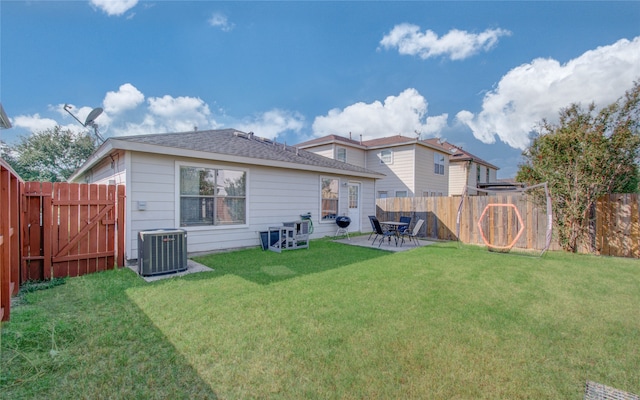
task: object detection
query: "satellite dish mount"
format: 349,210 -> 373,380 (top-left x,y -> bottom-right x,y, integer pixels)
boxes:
63,104 -> 105,144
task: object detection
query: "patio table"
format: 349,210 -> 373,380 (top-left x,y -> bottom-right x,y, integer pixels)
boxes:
380,221 -> 409,246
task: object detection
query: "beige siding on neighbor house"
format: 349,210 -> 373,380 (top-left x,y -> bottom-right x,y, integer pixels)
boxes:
414,146 -> 448,196
366,145 -> 415,196
77,151 -> 377,260
448,162 -> 468,196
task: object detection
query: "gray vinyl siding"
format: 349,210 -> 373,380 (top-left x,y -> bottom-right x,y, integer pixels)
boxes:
112,152 -> 376,260
79,150 -> 126,185
341,147 -> 366,168
305,144 -> 367,168
488,167 -> 497,182
306,144 -> 334,160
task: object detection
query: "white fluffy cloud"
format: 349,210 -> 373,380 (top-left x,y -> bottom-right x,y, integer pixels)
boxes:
90,0 -> 138,16
312,88 -> 448,140
457,36 -> 640,150
380,24 -> 511,61
208,12 -> 235,32
11,110 -> 93,137
237,109 -> 305,139
12,114 -> 59,132
103,83 -> 145,114
113,94 -> 217,135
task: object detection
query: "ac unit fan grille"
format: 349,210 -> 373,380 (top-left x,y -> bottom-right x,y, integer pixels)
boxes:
138,229 -> 188,276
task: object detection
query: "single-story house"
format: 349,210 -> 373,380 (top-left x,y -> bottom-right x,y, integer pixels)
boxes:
69,129 -> 383,262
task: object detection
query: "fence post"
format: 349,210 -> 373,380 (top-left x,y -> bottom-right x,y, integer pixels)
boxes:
116,184 -> 126,267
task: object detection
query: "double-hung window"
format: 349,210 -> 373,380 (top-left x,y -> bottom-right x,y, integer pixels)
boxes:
321,177 -> 339,220
434,153 -> 445,175
180,166 -> 246,226
380,149 -> 392,164
336,147 -> 347,162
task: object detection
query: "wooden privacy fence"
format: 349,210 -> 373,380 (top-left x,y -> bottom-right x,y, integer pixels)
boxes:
596,194 -> 640,258
377,195 -> 557,253
0,160 -> 21,322
21,182 -> 125,283
377,194 -> 640,257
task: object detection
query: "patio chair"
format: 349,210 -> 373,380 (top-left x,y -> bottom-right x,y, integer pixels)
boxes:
371,217 -> 397,247
400,219 -> 424,246
368,215 -> 377,240
398,216 -> 412,235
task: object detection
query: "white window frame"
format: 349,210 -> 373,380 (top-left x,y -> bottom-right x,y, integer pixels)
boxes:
378,191 -> 388,199
336,147 -> 347,162
395,190 -> 408,198
434,153 -> 445,175
320,176 -> 340,223
175,161 -> 248,230
380,149 -> 393,164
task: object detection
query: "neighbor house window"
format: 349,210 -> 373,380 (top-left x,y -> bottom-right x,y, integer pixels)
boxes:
434,153 -> 445,175
321,177 -> 339,220
395,191 -> 408,198
380,149 -> 392,164
180,166 -> 246,226
477,165 -> 481,183
486,168 -> 490,183
378,191 -> 388,199
336,147 -> 347,162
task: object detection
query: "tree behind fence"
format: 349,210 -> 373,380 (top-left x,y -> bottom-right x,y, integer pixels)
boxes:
376,194 -> 639,258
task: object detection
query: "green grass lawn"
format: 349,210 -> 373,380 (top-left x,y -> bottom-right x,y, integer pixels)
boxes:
2,240 -> 639,399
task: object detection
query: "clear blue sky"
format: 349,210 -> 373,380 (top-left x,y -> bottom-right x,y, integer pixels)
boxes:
2,1 -> 639,178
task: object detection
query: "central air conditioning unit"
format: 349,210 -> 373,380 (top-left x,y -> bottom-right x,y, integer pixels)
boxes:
138,229 -> 188,276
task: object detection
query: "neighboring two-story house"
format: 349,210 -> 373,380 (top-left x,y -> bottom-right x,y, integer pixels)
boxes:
297,134 -> 451,198
297,134 -> 499,198
422,138 -> 499,196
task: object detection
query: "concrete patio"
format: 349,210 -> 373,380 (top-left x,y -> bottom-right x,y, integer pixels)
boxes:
333,233 -> 435,252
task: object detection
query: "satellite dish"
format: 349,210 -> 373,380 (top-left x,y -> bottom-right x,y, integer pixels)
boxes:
63,104 -> 105,145
84,107 -> 103,126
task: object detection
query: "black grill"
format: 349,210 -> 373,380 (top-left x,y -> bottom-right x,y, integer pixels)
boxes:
336,216 -> 351,228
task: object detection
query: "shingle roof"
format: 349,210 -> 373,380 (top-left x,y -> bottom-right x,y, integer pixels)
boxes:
360,135 -> 417,147
298,133 -> 449,151
422,138 -> 499,170
296,134 -> 364,147
112,129 -> 383,176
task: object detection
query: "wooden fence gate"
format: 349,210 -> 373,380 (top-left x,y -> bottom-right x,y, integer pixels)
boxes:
21,182 -> 125,282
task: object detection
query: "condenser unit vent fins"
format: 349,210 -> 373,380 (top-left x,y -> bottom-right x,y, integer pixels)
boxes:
138,229 -> 188,276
